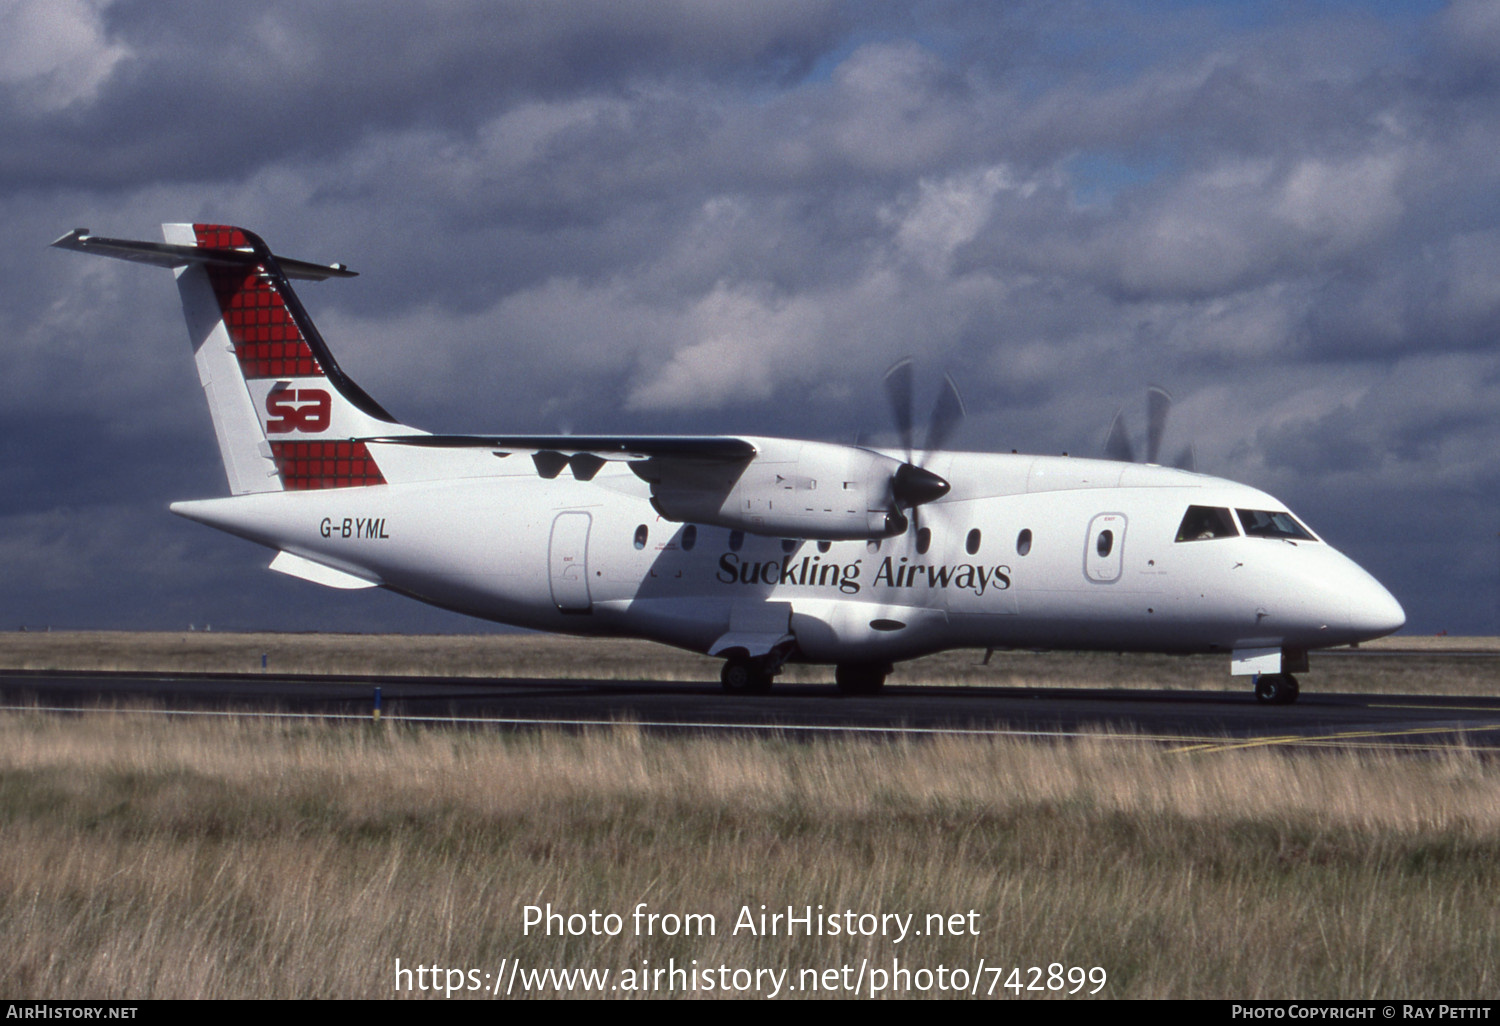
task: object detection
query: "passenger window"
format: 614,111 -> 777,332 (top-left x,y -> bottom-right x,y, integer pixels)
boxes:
781,538 -> 797,553
681,525 -> 697,551
1175,506 -> 1238,542
634,524 -> 648,550
1096,530 -> 1114,558
966,528 -> 981,555
1236,509 -> 1316,541
817,540 -> 831,553
916,527 -> 931,554
1017,529 -> 1032,556
729,530 -> 744,552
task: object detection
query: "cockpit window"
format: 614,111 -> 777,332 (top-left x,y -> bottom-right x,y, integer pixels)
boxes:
1236,509 -> 1317,541
1175,505 -> 1239,542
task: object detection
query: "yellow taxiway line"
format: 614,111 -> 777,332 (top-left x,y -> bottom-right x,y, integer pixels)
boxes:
1171,721 -> 1500,754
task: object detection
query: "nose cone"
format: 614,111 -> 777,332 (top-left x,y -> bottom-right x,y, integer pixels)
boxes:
1251,543 -> 1406,648
1315,549 -> 1405,644
1347,576 -> 1405,642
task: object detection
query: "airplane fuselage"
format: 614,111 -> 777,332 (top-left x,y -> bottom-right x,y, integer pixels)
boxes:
172,447 -> 1403,666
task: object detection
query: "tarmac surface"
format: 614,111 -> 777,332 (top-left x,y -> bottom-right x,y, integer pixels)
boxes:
4,669 -> 1500,753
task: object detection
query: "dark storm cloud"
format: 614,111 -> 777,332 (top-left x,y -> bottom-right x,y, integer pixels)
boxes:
0,0 -> 848,188
4,0 -> 1500,634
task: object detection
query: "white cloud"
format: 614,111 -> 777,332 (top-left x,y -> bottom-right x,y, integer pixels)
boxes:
1438,0 -> 1500,65
887,166 -> 1022,276
0,0 -> 129,110
1274,152 -> 1404,251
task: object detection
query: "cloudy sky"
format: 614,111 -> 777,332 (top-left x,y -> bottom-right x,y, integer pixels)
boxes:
3,0 -> 1499,636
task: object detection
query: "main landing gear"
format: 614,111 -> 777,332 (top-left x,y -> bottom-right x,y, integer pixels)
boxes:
719,658 -> 893,696
1254,672 -> 1300,705
835,662 -> 891,696
720,657 -> 776,694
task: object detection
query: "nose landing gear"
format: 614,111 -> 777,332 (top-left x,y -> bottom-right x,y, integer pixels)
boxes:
1254,673 -> 1300,705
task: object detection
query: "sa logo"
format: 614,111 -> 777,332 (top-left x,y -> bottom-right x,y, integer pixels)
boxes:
265,387 -> 331,434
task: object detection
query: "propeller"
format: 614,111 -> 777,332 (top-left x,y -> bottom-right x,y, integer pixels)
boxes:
881,357 -> 964,533
1103,384 -> 1196,471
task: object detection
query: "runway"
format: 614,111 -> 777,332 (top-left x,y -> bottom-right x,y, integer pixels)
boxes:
4,669 -> 1500,753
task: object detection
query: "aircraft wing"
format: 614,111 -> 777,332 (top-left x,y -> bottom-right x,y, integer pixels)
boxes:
370,433 -> 915,540
370,434 -> 756,461
369,433 -> 756,482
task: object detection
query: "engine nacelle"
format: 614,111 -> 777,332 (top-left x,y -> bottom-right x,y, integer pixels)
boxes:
642,438 -> 910,540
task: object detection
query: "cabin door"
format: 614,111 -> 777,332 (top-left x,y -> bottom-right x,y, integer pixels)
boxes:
549,511 -> 593,613
1085,513 -> 1126,583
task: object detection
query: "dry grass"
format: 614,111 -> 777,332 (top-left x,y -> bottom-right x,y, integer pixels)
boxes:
1360,635 -> 1500,652
2,710 -> 1498,998
1,630 -> 1497,696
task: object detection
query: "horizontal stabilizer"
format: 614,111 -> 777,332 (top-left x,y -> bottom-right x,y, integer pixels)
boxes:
51,229 -> 357,281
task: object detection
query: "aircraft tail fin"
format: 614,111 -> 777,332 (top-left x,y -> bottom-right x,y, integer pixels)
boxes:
53,224 -> 424,495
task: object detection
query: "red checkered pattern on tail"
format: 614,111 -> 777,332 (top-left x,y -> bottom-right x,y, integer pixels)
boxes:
270,441 -> 386,489
194,223 -> 324,380
194,225 -> 249,249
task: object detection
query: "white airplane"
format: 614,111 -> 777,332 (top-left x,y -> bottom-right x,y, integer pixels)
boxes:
53,223 -> 1405,704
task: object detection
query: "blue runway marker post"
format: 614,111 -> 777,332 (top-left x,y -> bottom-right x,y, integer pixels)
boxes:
261,653 -> 267,673
373,686 -> 382,723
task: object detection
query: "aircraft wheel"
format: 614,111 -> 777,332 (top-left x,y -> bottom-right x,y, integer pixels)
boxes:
1254,673 -> 1299,705
835,663 -> 889,696
721,658 -> 773,695
1282,674 -> 1300,704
